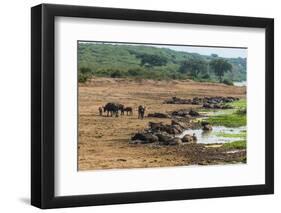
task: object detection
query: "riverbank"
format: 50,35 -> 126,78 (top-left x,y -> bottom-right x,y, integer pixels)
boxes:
78,78 -> 246,170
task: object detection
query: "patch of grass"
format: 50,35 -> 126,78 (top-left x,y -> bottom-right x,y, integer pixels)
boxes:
236,108 -> 246,115
205,112 -> 246,127
198,108 -> 213,113
230,99 -> 246,108
202,99 -> 247,127
215,132 -> 246,138
222,140 -> 246,149
199,99 -> 246,116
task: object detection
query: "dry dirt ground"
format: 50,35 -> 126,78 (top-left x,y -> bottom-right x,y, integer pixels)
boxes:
78,78 -> 246,171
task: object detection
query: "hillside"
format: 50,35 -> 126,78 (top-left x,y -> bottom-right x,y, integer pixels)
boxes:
78,42 -> 247,83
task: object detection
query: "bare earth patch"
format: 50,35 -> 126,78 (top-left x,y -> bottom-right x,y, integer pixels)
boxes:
78,78 -> 246,171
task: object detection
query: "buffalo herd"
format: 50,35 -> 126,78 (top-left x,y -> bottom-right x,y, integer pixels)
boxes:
99,102 -> 145,119
98,96 -> 238,120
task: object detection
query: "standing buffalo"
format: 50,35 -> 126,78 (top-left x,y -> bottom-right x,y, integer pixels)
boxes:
103,102 -> 124,117
118,104 -> 125,116
103,103 -> 119,117
138,105 -> 146,119
124,107 -> 133,115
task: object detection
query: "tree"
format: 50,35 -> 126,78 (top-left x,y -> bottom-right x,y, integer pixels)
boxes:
138,54 -> 167,67
209,59 -> 232,82
211,53 -> 218,58
178,58 -> 207,77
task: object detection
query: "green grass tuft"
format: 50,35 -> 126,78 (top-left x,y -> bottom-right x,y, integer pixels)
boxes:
229,99 -> 246,108
205,112 -> 246,127
222,140 -> 246,149
215,132 -> 246,138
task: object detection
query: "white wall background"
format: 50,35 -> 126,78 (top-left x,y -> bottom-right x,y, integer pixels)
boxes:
0,0 -> 279,212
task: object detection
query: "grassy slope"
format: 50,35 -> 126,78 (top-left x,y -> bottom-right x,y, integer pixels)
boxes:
78,42 -> 247,81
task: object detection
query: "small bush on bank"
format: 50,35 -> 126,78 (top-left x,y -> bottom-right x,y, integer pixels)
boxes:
222,79 -> 234,86
78,67 -> 92,83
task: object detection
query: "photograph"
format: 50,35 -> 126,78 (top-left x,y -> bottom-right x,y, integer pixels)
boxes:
30,3 -> 274,209
78,41 -> 247,171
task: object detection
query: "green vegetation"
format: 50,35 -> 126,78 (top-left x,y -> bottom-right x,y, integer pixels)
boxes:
222,79 -> 234,86
222,140 -> 246,149
178,58 -> 207,78
210,59 -> 232,82
202,99 -> 247,127
78,67 -> 92,83
137,53 -> 168,67
229,99 -> 246,108
206,112 -> 246,127
215,132 -> 246,139
78,42 -> 246,82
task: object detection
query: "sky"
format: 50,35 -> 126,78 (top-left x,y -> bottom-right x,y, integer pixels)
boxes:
156,45 -> 247,58
79,41 -> 247,59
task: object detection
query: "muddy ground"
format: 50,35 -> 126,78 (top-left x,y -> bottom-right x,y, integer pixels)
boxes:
78,78 -> 246,171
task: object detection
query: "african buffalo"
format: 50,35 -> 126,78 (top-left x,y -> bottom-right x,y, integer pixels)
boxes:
138,105 -> 146,119
103,103 -> 119,117
118,104 -> 125,115
124,107 -> 133,115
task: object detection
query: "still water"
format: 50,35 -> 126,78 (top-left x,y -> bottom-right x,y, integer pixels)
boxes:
234,81 -> 247,87
177,126 -> 246,144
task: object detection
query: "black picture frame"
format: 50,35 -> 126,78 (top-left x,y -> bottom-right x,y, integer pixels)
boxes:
31,3 -> 274,209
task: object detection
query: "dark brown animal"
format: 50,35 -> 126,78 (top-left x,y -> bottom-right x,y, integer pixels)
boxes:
124,107 -> 133,115
138,105 -> 146,119
118,104 -> 125,115
98,107 -> 103,116
103,103 -> 119,117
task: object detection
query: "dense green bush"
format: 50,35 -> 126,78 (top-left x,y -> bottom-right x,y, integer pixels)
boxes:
110,70 -> 123,78
222,79 -> 234,86
201,73 -> 210,79
78,67 -> 92,83
127,68 -> 142,76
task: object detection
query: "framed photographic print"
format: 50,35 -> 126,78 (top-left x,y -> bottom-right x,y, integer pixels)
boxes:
31,3 -> 274,209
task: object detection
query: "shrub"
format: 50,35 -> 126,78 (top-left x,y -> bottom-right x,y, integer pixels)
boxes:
127,68 -> 142,76
79,75 -> 88,83
202,73 -> 210,79
110,70 -> 123,78
222,79 -> 234,86
78,67 -> 92,83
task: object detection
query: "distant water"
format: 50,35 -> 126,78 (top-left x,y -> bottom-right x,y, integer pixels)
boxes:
234,81 -> 247,87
